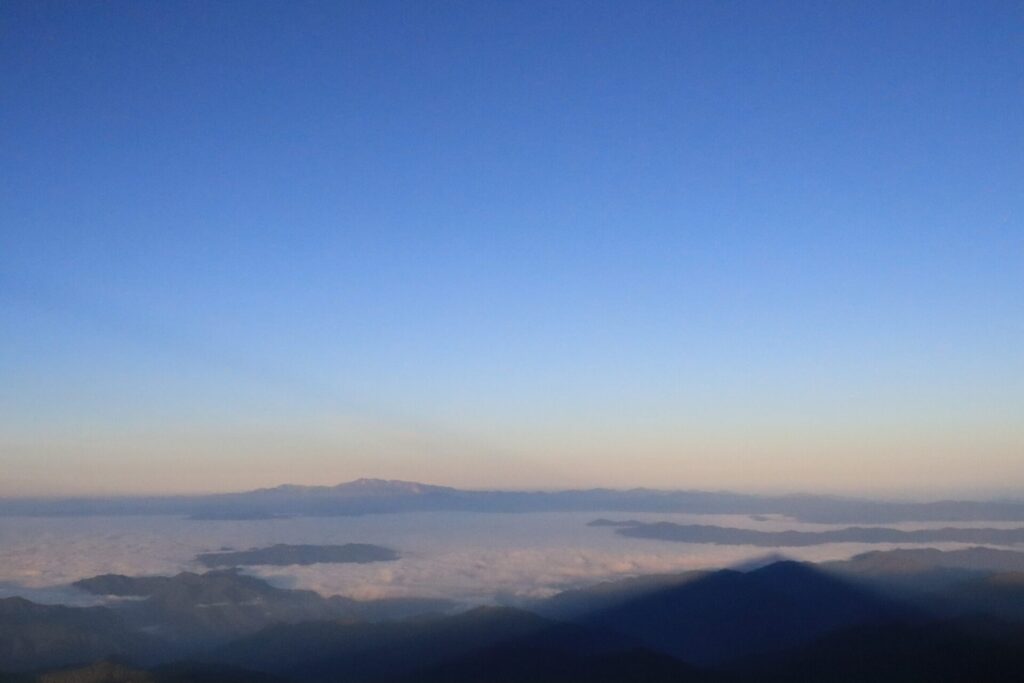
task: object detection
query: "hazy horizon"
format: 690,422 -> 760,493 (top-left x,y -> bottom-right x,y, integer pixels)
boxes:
3,475 -> 1024,509
4,475 -> 1024,503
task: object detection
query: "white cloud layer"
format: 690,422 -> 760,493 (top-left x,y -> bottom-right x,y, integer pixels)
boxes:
1,512 -> 1017,605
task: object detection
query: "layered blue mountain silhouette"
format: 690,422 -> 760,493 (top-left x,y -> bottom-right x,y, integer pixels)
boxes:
3,479 -> 1024,524
4,549 -> 1024,682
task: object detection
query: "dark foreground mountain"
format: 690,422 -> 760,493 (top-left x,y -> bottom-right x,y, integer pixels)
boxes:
13,612 -> 1024,683
0,599 -> 156,673
533,569 -> 710,620
2,570 -> 452,672
207,605 -> 641,682
733,617 -> 1024,683
4,478 -> 1024,524
195,543 -> 398,567
18,660 -> 285,683
555,560 -> 917,665
939,572 -> 1024,621
405,644 -> 719,683
394,615 -> 1024,683
6,559 -> 1024,682
72,569 -> 450,649
815,547 -> 1024,620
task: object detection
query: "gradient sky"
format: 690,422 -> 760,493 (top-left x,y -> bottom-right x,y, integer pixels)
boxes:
2,1 -> 1022,497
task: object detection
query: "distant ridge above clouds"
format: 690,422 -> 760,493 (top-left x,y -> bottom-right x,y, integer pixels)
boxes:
250,479 -> 460,497
2,479 -> 1024,524
592,520 -> 1024,547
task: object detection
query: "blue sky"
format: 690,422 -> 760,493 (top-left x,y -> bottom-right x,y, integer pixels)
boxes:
2,1 -> 1022,496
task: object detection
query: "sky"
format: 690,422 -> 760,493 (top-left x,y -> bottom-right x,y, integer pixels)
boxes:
1,1 -> 1022,497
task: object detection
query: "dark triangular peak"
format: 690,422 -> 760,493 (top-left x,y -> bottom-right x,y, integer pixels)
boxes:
728,552 -> 793,572
536,569 -> 712,620
744,558 -> 874,597
565,560 -> 916,666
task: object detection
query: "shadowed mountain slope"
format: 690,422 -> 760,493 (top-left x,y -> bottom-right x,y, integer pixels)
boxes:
0,599 -> 156,673
7,560 -> 1024,683
817,548 -> 1024,620
72,570 -> 450,649
207,606 -> 633,682
940,572 -> 1024,622
534,570 -> 710,620
561,561 -> 917,665
405,645 -> 721,683
735,617 -> 1024,683
27,660 -> 286,683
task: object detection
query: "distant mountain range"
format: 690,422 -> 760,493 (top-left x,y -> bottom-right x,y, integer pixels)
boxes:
3,478 -> 1024,524
592,518 -> 1024,546
827,546 -> 1024,575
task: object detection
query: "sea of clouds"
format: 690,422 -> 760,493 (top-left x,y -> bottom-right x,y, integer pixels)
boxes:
1,511 -> 1018,606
